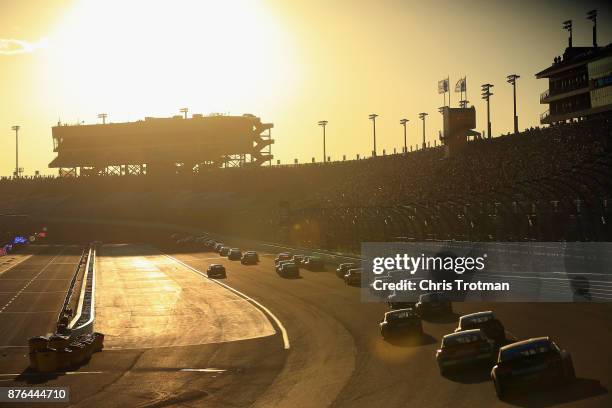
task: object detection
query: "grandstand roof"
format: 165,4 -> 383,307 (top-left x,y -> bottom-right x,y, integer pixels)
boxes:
536,43 -> 612,78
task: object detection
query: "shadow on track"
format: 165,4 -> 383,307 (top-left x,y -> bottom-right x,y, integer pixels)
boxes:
384,333 -> 436,347
14,367 -> 63,385
421,312 -> 461,324
442,362 -> 493,384
501,377 -> 607,407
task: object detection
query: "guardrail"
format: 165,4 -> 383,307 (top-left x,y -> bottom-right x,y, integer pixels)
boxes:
56,249 -> 87,333
67,244 -> 97,337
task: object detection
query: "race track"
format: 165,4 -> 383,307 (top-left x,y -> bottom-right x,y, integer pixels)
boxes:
0,242 -> 609,407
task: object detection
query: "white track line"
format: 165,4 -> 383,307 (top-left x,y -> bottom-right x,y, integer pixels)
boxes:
164,254 -> 290,350
0,371 -> 103,377
0,254 -> 33,276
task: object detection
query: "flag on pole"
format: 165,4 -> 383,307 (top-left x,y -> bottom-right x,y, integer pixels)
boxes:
455,77 -> 466,92
437,78 -> 449,94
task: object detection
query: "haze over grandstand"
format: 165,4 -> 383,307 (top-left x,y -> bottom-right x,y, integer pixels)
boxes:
1,0 -> 611,176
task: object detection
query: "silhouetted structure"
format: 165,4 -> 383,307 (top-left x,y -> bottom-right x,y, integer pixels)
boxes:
438,106 -> 478,157
49,114 -> 274,176
538,44 -> 612,124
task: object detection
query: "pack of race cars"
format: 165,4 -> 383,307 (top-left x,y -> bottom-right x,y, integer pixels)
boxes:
336,261 -> 576,399
173,234 -> 576,400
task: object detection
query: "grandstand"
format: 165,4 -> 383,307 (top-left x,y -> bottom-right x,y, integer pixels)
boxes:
2,14 -> 611,250
1,113 -> 611,250
49,113 -> 274,176
538,43 -> 612,125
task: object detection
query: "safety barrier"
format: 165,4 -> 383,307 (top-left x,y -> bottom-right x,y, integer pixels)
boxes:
56,249 -> 87,334
27,242 -> 103,373
68,244 -> 97,337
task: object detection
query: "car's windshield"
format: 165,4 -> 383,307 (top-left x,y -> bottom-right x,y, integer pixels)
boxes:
387,310 -> 416,321
443,332 -> 483,347
500,340 -> 553,362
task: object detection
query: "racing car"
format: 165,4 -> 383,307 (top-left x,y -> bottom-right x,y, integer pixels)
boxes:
241,251 -> 259,265
207,264 -> 227,279
344,268 -> 362,286
275,252 -> 292,265
336,262 -> 357,278
415,292 -> 453,316
380,308 -> 423,339
436,329 -> 496,374
278,262 -> 300,278
227,248 -> 242,260
303,256 -> 324,271
455,311 -> 506,345
491,337 -> 575,398
387,292 -> 416,310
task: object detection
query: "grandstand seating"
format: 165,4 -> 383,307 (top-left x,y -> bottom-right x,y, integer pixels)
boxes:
1,114 -> 611,250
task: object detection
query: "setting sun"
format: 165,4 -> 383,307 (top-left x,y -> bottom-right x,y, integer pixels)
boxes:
40,0 -> 299,122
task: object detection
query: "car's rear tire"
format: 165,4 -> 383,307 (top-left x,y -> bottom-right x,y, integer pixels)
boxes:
565,359 -> 576,382
493,378 -> 505,399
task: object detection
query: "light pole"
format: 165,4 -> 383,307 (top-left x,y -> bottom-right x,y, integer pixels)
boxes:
399,119 -> 409,153
587,10 -> 597,47
97,113 -> 108,124
481,83 -> 494,139
369,114 -> 378,156
563,19 -> 573,48
507,74 -> 520,134
418,113 -> 428,149
11,125 -> 20,178
318,120 -> 328,162
180,107 -> 189,119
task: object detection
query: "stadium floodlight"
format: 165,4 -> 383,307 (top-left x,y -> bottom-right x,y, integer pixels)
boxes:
180,107 -> 189,119
11,125 -> 20,178
507,74 -> 521,134
318,120 -> 328,163
418,113 -> 428,149
399,119 -> 409,153
97,113 -> 108,124
563,19 -> 573,47
369,114 -> 378,156
481,84 -> 494,139
587,10 -> 598,47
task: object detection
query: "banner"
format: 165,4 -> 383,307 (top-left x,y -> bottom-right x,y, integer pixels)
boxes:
455,77 -> 466,92
437,78 -> 449,94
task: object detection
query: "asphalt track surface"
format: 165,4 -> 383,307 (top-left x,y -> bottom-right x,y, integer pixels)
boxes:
0,243 -> 610,407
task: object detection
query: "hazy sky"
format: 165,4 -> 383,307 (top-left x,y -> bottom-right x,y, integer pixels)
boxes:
1,0 -> 611,176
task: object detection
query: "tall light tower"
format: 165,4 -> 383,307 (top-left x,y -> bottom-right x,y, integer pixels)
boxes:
11,125 -> 20,178
369,114 -> 378,156
507,74 -> 520,134
418,113 -> 428,149
587,10 -> 598,48
481,83 -> 494,139
399,119 -> 409,153
318,120 -> 328,162
180,107 -> 189,119
97,113 -> 108,124
563,20 -> 573,48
